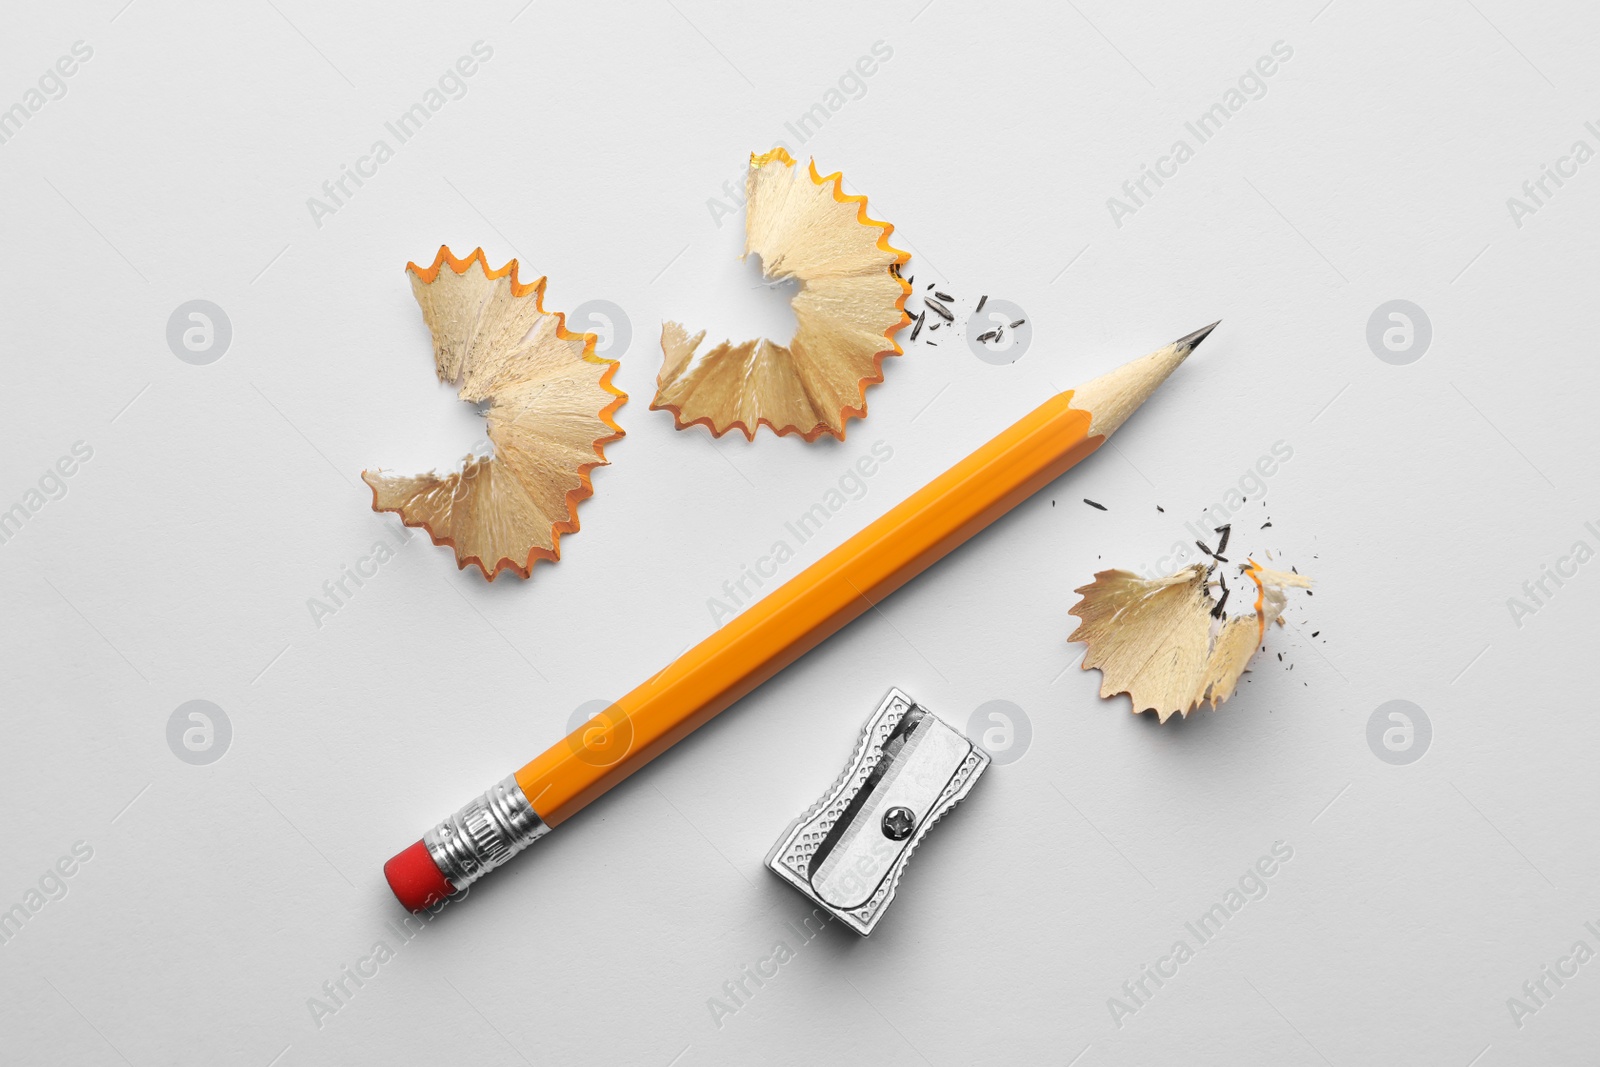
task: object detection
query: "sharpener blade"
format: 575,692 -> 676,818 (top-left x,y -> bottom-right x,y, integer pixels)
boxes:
765,688 -> 989,936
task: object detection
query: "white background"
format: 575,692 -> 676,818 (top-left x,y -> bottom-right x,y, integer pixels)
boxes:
2,1 -> 1597,1064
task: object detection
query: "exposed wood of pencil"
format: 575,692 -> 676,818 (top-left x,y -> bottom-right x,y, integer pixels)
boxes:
517,325 -> 1216,825
1072,320 -> 1215,437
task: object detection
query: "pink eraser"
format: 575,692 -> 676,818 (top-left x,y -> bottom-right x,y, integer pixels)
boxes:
384,840 -> 455,911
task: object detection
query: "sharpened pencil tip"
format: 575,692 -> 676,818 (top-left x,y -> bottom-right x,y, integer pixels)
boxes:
1173,321 -> 1220,352
1070,328 -> 1206,438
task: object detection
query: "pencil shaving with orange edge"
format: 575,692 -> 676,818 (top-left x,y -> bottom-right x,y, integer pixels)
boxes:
652,148 -> 910,441
1068,557 -> 1312,723
361,246 -> 626,580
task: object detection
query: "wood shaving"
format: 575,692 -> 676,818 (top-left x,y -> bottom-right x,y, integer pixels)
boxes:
1068,560 -> 1311,722
361,247 -> 625,580
651,148 -> 909,440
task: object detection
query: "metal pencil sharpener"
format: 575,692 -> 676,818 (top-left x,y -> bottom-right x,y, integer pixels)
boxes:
765,688 -> 990,936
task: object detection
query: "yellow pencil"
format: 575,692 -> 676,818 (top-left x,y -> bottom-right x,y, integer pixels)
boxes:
384,323 -> 1218,909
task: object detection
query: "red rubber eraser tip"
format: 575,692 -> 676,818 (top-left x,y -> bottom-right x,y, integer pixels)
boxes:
384,840 -> 455,912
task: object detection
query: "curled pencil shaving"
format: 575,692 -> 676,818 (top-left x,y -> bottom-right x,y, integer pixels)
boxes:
361,246 -> 626,580
652,147 -> 910,441
1068,560 -> 1312,722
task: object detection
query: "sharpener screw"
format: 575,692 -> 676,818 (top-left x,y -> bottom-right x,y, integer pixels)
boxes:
882,806 -> 915,840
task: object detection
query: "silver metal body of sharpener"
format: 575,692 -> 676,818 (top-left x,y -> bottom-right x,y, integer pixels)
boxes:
766,688 -> 990,936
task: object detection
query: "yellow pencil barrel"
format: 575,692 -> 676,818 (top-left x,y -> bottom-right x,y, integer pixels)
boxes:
516,391 -> 1100,825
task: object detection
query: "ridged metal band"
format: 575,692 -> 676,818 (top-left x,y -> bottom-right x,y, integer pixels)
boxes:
422,775 -> 549,891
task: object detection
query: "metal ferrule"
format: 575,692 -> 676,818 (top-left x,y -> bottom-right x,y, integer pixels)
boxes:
423,775 -> 549,891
